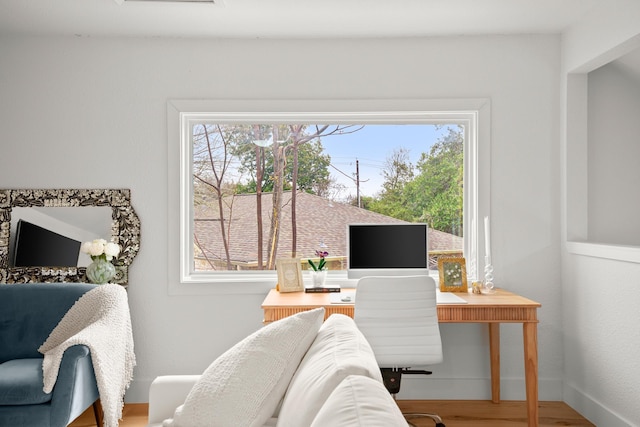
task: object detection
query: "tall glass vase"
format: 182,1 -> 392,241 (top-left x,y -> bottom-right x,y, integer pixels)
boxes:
86,258 -> 116,284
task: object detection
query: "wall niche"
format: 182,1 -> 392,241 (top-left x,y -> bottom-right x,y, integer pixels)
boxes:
587,49 -> 640,246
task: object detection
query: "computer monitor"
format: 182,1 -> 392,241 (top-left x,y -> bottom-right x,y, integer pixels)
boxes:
347,223 -> 428,280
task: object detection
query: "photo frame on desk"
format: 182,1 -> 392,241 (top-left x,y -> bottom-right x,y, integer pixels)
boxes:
438,256 -> 468,292
276,258 -> 304,293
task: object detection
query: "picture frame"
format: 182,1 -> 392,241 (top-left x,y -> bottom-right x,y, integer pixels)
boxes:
276,257 -> 304,293
438,256 -> 468,292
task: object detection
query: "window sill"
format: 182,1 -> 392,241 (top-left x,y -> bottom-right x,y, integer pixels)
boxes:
169,270 -> 442,295
170,271 -> 358,296
566,241 -> 640,264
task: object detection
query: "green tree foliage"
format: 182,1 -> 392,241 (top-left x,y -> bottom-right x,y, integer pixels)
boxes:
367,147 -> 415,221
407,125 -> 463,235
366,125 -> 463,235
235,138 -> 332,195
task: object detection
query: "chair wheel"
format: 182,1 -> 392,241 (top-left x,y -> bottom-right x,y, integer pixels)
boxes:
435,423 -> 446,427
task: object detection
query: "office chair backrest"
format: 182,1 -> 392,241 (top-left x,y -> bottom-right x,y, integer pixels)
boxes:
354,275 -> 443,368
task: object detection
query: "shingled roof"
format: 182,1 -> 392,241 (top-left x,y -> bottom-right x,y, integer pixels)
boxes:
194,191 -> 462,268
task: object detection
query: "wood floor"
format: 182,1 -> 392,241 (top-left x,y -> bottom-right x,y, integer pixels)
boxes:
397,401 -> 595,426
70,401 -> 595,427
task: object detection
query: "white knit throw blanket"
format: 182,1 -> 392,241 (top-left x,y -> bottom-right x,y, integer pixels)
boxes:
38,284 -> 136,427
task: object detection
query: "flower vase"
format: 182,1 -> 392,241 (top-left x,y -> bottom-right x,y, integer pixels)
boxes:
86,258 -> 116,284
310,270 -> 327,287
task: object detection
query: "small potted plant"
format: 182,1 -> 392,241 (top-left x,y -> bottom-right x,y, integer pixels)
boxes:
308,249 -> 329,287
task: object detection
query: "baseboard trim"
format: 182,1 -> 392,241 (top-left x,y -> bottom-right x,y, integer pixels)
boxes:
563,382 -> 635,427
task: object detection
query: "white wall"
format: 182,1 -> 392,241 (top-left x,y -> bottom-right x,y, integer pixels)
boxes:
0,35 -> 563,404
562,1 -> 640,425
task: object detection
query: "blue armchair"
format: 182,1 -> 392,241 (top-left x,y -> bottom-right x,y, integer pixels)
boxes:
0,283 -> 101,427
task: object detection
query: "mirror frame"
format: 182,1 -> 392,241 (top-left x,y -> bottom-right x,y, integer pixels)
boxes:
0,189 -> 140,286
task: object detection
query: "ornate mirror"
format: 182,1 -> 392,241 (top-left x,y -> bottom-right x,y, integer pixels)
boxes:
0,189 -> 140,285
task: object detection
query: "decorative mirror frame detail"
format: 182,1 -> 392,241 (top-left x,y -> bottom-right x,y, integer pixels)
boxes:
0,189 -> 140,286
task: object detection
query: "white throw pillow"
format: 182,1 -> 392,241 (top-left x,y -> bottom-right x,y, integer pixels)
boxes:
310,375 -> 407,426
162,307 -> 325,427
276,314 -> 383,427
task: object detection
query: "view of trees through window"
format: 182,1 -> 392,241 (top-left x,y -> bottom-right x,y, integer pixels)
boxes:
192,123 -> 464,272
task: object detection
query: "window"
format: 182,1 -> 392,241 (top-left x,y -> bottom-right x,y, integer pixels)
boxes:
169,100 -> 489,288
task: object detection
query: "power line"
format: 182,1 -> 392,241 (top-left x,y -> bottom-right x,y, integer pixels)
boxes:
330,160 -> 369,208
329,163 -> 356,181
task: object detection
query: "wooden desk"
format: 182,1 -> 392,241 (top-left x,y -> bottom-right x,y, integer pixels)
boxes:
262,288 -> 541,427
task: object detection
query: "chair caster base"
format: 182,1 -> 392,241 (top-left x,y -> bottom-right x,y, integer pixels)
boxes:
405,413 -> 445,427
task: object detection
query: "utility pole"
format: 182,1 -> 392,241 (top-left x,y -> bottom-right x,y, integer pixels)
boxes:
356,159 -> 361,208
329,158 -> 367,207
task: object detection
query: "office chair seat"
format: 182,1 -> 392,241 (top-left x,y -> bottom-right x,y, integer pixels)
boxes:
354,275 -> 445,427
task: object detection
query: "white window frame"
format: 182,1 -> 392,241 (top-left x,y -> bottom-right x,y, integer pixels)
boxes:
167,99 -> 491,295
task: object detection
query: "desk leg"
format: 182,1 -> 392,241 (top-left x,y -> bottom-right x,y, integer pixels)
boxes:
523,322 -> 539,427
488,323 -> 500,403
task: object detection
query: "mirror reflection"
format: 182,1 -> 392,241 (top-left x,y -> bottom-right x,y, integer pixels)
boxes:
9,207 -> 112,268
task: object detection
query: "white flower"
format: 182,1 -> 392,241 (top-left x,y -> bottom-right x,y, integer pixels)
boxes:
89,240 -> 105,256
81,241 -> 93,254
81,238 -> 121,262
104,242 -> 121,261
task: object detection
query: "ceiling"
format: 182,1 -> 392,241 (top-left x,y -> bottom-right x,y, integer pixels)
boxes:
0,0 -> 605,39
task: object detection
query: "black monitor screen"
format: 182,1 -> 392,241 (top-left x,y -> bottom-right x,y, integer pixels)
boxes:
348,223 -> 428,269
13,220 -> 81,266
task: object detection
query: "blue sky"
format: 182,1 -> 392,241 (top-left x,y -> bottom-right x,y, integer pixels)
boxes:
319,124 -> 448,199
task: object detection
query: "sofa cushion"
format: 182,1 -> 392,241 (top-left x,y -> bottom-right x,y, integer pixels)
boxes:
0,358 -> 51,405
310,375 -> 407,426
162,307 -> 325,427
276,314 -> 383,427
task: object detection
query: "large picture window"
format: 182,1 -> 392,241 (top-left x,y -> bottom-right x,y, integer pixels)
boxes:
170,100 -> 489,287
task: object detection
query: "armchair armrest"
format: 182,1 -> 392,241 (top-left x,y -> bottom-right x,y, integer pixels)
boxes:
50,344 -> 99,427
147,375 -> 200,424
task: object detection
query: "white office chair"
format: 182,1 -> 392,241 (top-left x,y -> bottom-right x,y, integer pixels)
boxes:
353,275 -> 445,427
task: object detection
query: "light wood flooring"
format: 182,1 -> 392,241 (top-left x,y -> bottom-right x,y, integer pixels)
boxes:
69,401 -> 595,427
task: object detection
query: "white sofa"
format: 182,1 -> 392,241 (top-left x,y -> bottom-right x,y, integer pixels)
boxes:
146,308 -> 408,427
